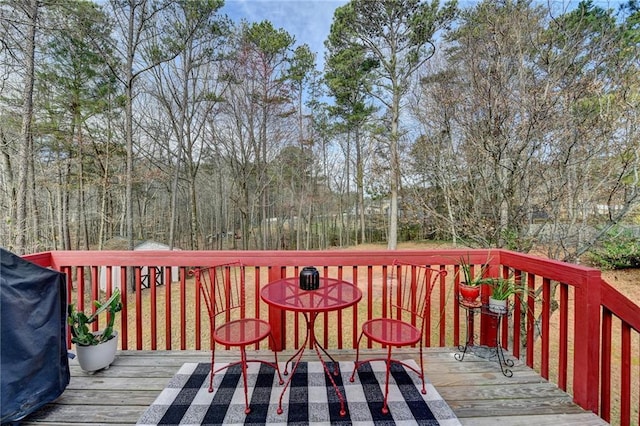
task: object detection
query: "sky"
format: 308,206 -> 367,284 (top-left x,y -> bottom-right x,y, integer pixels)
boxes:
219,0 -> 629,71
221,0 -> 348,69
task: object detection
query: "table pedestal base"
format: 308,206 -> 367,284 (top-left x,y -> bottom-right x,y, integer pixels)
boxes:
277,312 -> 347,416
455,302 -> 514,377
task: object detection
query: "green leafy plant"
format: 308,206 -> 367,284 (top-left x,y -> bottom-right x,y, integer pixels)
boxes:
488,277 -> 522,300
459,254 -> 491,286
588,228 -> 640,270
68,289 -> 122,346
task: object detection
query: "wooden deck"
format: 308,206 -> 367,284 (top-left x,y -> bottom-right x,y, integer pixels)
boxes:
22,348 -> 608,426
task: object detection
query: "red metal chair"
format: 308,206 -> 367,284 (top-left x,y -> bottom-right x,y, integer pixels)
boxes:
349,260 -> 447,414
193,262 -> 283,414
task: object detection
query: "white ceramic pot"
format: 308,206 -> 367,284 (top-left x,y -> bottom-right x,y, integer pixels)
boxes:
488,297 -> 508,314
75,331 -> 118,372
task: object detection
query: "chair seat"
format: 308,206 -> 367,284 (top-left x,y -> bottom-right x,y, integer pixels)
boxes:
214,318 -> 272,346
361,318 -> 421,346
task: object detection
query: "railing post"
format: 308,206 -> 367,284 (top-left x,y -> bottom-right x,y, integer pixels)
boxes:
572,270 -> 601,413
480,262 -> 500,347
268,267 -> 286,351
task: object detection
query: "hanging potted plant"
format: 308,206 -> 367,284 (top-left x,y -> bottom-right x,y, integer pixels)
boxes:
67,289 -> 122,373
458,255 -> 489,305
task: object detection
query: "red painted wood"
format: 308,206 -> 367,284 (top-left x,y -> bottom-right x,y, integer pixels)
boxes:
25,248 -> 640,426
322,265 -> 329,349
526,272 -> 535,367
572,271 -> 601,413
91,266 -> 99,330
453,264 -> 460,346
601,280 -> 640,331
253,267 -> 260,350
351,266 -> 359,349
439,265 -> 446,347
195,268 -> 202,350
77,266 -> 85,313
512,288 -> 533,358
63,266 -> 72,348
559,283 -> 569,391
21,252 -> 53,267
135,267 -> 142,350
337,266 -> 344,349
165,267 -> 172,350
367,266 -> 374,349
541,277 -> 551,379
150,267 -> 157,350
480,263 -> 498,346
105,267 -> 113,332
179,267 -> 186,350
620,324 -> 631,426
120,267 -> 128,350
267,266 -> 286,351
600,309 -> 612,422
513,270 -> 522,357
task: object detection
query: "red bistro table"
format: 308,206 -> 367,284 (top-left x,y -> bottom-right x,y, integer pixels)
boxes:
261,276 -> 362,416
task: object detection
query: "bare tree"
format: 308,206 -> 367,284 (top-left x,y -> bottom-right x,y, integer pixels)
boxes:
411,0 -> 640,261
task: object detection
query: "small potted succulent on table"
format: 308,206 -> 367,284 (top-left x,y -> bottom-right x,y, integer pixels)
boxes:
67,289 -> 122,373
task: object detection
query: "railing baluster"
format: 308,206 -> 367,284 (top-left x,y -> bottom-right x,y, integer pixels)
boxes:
120,266 -> 128,350
367,266 -> 374,349
439,264 -> 446,347
453,264 -> 460,347
601,308 -> 613,422
352,265 -> 359,349
526,271 -> 535,367
253,266 -> 260,350
150,266 -> 157,350
559,283 -> 569,391
620,323 -> 631,426
337,265 -> 344,349
165,266 -> 172,350
195,268 -> 202,351
135,266 -> 142,350
179,267 -> 187,350
540,277 -> 551,379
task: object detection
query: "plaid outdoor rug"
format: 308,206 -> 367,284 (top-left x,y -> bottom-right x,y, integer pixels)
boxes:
137,360 -> 460,425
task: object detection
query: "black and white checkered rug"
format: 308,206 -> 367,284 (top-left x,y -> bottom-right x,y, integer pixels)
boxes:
137,360 -> 460,425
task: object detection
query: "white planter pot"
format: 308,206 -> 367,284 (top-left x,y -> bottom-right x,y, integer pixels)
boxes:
75,331 -> 118,372
488,297 -> 508,314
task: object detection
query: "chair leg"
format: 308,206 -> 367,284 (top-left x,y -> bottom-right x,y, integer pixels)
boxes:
349,331 -> 365,383
381,345 -> 392,414
240,347 -> 251,414
208,347 -> 215,393
269,333 -> 284,385
418,345 -> 426,395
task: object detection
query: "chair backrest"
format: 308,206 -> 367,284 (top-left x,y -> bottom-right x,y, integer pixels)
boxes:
193,262 -> 245,325
388,260 -> 447,331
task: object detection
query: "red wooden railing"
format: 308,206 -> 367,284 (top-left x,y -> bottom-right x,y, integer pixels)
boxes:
24,249 -> 639,426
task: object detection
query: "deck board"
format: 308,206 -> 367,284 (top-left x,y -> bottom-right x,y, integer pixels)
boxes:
20,348 -> 608,425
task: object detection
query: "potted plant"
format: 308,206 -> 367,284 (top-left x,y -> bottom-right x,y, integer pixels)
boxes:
458,255 -> 489,305
67,289 -> 122,372
487,278 -> 522,314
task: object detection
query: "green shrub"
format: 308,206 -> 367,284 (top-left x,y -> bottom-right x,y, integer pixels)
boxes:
588,229 -> 640,270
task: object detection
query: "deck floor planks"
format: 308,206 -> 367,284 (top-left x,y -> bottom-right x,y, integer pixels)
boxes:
20,348 -> 608,425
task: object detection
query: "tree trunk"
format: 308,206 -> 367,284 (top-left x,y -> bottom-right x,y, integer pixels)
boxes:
387,92 -> 400,250
14,0 -> 38,254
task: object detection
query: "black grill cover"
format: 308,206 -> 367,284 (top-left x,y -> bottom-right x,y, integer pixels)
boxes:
1,248 -> 70,423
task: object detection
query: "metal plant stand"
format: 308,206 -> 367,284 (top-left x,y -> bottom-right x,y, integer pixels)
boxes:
455,298 -> 514,377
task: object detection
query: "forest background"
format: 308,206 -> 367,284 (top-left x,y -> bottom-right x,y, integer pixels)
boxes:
1,0 -> 639,266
